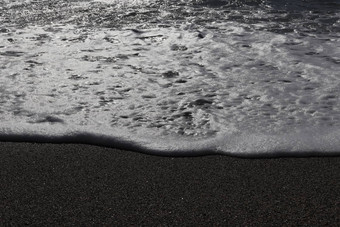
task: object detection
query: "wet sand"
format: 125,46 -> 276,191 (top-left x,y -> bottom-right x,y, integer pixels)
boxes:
0,142 -> 339,225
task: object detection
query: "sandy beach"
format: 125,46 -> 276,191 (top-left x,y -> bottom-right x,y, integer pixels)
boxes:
1,1 -> 339,225
0,142 -> 339,225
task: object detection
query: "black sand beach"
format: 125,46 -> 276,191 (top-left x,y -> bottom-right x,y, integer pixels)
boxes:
1,1 -> 339,225
0,142 -> 339,226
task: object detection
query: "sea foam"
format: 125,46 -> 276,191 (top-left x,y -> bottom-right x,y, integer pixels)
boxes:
0,0 -> 339,156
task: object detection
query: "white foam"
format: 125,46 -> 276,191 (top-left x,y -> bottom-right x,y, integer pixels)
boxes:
1,123 -> 339,157
92,0 -> 155,8
1,2 -> 339,157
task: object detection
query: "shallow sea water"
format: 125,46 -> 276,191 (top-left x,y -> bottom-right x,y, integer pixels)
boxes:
0,0 -> 339,156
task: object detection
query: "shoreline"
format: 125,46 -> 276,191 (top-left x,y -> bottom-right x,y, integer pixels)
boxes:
1,142 -> 339,225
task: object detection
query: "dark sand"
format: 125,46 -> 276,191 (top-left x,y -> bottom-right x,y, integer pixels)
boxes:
0,142 -> 339,226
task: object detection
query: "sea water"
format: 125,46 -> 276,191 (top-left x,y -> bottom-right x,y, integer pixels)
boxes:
0,0 -> 339,156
